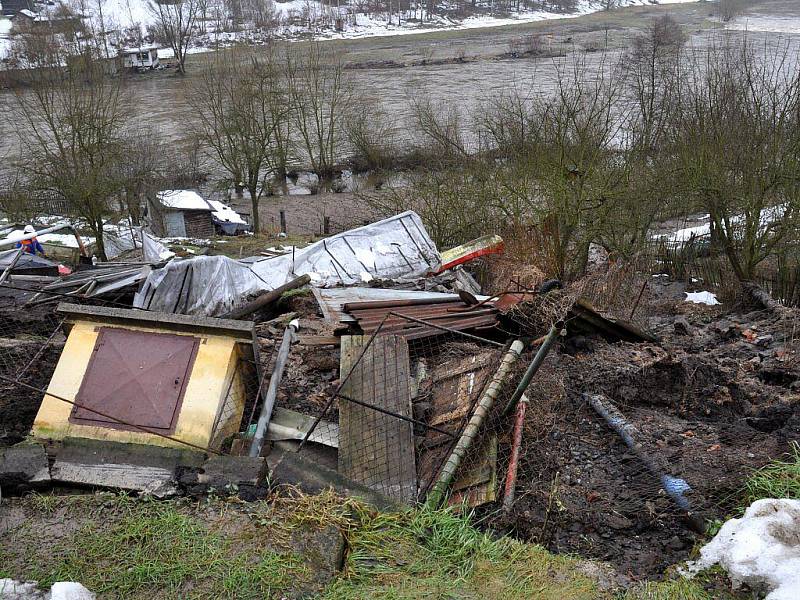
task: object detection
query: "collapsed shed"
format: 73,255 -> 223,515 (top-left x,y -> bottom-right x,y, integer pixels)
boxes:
32,303 -> 256,452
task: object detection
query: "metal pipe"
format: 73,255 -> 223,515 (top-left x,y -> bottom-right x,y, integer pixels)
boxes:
249,319 -> 299,458
0,224 -> 86,255
584,393 -> 704,533
502,393 -> 529,512
426,339 -> 525,508
0,249 -> 23,286
389,311 -> 505,347
501,324 -> 561,417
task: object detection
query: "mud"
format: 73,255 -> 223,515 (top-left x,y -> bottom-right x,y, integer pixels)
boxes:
0,303 -> 64,447
490,290 -> 800,579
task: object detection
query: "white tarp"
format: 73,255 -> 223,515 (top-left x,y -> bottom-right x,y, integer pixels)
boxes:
141,231 -> 175,263
134,211 -> 441,316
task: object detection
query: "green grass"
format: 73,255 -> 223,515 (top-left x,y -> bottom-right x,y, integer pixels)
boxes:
18,499 -> 303,599
2,490 -> 750,600
320,504 -> 601,600
624,579 -> 716,600
743,441 -> 800,504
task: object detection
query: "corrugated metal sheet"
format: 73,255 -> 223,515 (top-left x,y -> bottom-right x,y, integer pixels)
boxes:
313,287 -> 468,323
345,299 -> 499,341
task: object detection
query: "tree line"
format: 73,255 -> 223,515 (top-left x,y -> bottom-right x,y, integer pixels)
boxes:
3,14 -> 798,299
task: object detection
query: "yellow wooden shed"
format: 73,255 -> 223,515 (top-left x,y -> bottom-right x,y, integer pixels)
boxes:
32,303 -> 257,452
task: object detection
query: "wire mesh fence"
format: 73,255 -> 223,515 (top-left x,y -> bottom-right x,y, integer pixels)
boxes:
291,313 -> 507,504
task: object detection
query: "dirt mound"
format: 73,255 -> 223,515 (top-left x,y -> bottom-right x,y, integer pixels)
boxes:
489,303 -> 800,578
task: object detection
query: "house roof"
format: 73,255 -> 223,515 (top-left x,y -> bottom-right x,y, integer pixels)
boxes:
56,302 -> 256,341
1,0 -> 33,17
121,45 -> 159,54
207,200 -> 246,225
156,190 -> 212,212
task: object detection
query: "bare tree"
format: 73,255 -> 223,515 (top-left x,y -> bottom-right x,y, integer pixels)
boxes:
718,0 -> 745,23
284,42 -> 353,182
623,14 -> 686,155
13,61 -> 129,260
190,50 -> 292,233
666,41 -> 800,281
149,0 -> 200,74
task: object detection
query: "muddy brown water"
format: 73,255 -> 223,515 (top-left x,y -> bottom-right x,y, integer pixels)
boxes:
1,0 -> 799,180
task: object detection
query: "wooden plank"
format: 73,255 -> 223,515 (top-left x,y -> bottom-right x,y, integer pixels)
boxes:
448,435 -> 498,507
415,351 -> 496,498
338,335 -> 417,504
298,335 -> 341,347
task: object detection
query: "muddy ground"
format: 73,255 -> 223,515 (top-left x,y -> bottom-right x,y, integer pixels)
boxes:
2,271 -> 799,583
483,277 -> 800,579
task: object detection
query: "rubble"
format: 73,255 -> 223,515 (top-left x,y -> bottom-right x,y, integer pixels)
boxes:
2,208 -> 800,587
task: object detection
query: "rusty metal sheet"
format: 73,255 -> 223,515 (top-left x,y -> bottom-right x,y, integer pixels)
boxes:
70,327 -> 199,432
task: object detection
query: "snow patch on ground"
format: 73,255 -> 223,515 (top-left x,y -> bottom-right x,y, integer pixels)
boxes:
0,579 -> 95,599
685,291 -> 720,306
685,498 -> 800,600
0,18 -> 12,61
726,16 -> 800,35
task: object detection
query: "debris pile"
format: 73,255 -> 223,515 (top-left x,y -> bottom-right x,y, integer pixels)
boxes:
1,209 -> 799,589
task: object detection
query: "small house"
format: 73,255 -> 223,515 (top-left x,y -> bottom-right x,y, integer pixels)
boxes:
147,190 -> 215,239
1,0 -> 34,17
120,45 -> 160,69
32,303 -> 257,451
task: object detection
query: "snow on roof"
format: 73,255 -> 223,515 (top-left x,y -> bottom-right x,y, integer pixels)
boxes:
156,190 -> 211,211
17,9 -> 36,17
121,44 -> 159,53
207,200 -> 246,225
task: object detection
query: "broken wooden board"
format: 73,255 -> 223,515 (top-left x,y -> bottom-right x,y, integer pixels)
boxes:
416,350 -> 498,506
50,437 -> 204,497
267,406 -> 339,448
448,435 -> 498,507
338,335 -> 417,504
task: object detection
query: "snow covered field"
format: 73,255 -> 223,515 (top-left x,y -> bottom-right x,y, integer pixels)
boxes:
64,0 -> 704,49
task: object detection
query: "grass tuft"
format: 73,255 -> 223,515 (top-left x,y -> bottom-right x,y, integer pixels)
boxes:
743,441 -> 800,504
22,499 -> 302,599
322,504 -> 600,599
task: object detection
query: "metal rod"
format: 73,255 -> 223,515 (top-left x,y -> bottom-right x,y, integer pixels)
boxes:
0,249 -> 23,286
501,324 -> 561,417
249,319 -> 299,457
629,280 -> 648,320
0,374 -> 220,455
16,318 -> 65,381
584,393 -> 705,533
338,393 -> 455,438
0,224 -> 86,255
426,339 -> 525,507
295,313 -> 392,453
502,393 -> 529,512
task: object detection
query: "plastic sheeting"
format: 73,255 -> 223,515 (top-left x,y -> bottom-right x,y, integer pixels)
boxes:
141,231 -> 175,263
134,211 -> 441,316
